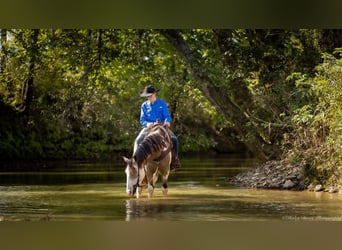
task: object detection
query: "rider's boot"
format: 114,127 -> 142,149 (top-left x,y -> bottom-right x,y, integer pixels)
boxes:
170,150 -> 181,171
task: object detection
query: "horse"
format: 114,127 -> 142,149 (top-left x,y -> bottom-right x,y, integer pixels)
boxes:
123,124 -> 172,198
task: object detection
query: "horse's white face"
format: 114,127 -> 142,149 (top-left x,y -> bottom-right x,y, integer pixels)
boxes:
123,157 -> 139,196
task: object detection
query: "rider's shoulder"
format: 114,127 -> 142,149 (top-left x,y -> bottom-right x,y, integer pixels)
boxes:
156,98 -> 168,105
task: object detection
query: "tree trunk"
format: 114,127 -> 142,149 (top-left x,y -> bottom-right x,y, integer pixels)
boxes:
0,29 -> 7,74
160,29 -> 274,161
22,29 -> 39,120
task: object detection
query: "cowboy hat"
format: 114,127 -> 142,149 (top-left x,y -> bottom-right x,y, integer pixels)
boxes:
140,85 -> 158,97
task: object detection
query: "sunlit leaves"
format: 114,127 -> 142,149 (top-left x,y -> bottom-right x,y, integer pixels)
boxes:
1,28 -> 342,163
285,51 -> 342,185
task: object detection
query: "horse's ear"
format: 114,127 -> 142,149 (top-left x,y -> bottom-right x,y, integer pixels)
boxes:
123,156 -> 130,163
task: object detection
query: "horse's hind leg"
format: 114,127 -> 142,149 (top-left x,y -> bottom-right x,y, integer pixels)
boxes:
161,172 -> 170,196
161,156 -> 171,196
162,181 -> 168,196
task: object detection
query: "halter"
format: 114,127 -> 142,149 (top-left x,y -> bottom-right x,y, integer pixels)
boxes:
132,163 -> 142,195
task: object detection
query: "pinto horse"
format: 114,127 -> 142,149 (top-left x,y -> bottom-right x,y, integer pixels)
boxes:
123,125 -> 172,198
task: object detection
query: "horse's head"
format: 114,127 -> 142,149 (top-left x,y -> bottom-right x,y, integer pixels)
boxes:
123,156 -> 140,197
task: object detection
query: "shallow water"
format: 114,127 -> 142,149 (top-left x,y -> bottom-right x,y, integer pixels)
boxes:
1,156 -> 342,221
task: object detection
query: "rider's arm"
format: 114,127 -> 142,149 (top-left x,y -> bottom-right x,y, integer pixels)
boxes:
140,103 -> 149,128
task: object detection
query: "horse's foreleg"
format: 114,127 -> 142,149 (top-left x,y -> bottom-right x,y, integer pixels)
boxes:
146,165 -> 158,198
152,171 -> 158,185
136,186 -> 143,198
147,182 -> 154,198
136,168 -> 146,199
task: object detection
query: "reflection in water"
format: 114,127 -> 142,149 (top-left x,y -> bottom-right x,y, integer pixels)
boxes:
125,198 -> 177,221
125,199 -> 134,221
125,199 -> 154,221
125,199 -> 141,221
125,185 -> 342,221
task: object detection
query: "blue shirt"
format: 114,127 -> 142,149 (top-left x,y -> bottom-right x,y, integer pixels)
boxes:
140,98 -> 172,128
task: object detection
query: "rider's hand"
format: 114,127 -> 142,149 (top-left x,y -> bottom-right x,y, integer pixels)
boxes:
164,122 -> 171,128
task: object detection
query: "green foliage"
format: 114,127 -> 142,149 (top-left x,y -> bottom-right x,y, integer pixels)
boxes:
283,51 -> 342,185
0,27 -> 342,187
0,29 -> 226,160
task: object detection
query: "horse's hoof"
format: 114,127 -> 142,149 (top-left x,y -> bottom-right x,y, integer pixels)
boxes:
148,186 -> 154,198
137,187 -> 143,197
162,188 -> 168,196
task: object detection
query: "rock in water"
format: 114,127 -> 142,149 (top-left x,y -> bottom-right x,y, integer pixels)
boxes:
283,180 -> 295,189
314,184 -> 324,192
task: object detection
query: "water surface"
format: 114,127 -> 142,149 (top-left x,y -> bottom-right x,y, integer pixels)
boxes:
1,156 -> 342,221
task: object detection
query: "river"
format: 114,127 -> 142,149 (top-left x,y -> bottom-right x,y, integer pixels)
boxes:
1,155 -> 342,221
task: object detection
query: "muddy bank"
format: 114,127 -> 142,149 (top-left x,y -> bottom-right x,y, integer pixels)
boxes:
230,160 -> 342,193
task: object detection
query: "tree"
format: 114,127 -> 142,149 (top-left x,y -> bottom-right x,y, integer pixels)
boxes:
284,51 -> 342,185
160,30 -> 278,160
0,28 -> 340,166
22,29 -> 39,120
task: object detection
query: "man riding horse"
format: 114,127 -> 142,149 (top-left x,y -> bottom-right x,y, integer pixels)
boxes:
135,85 -> 181,170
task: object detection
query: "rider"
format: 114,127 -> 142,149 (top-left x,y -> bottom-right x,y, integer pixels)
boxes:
135,84 -> 181,170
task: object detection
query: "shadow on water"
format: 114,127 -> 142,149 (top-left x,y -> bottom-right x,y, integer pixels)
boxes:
2,155 -> 342,221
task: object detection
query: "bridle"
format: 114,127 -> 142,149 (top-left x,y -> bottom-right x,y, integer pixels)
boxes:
132,165 -> 141,195
130,158 -> 148,195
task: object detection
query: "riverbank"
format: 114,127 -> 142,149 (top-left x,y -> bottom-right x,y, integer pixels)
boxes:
230,160 -> 342,194
0,152 -> 245,171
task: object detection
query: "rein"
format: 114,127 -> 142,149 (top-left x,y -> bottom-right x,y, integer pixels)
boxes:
133,166 -> 143,194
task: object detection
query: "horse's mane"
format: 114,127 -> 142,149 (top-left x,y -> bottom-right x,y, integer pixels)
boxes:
134,126 -> 170,167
